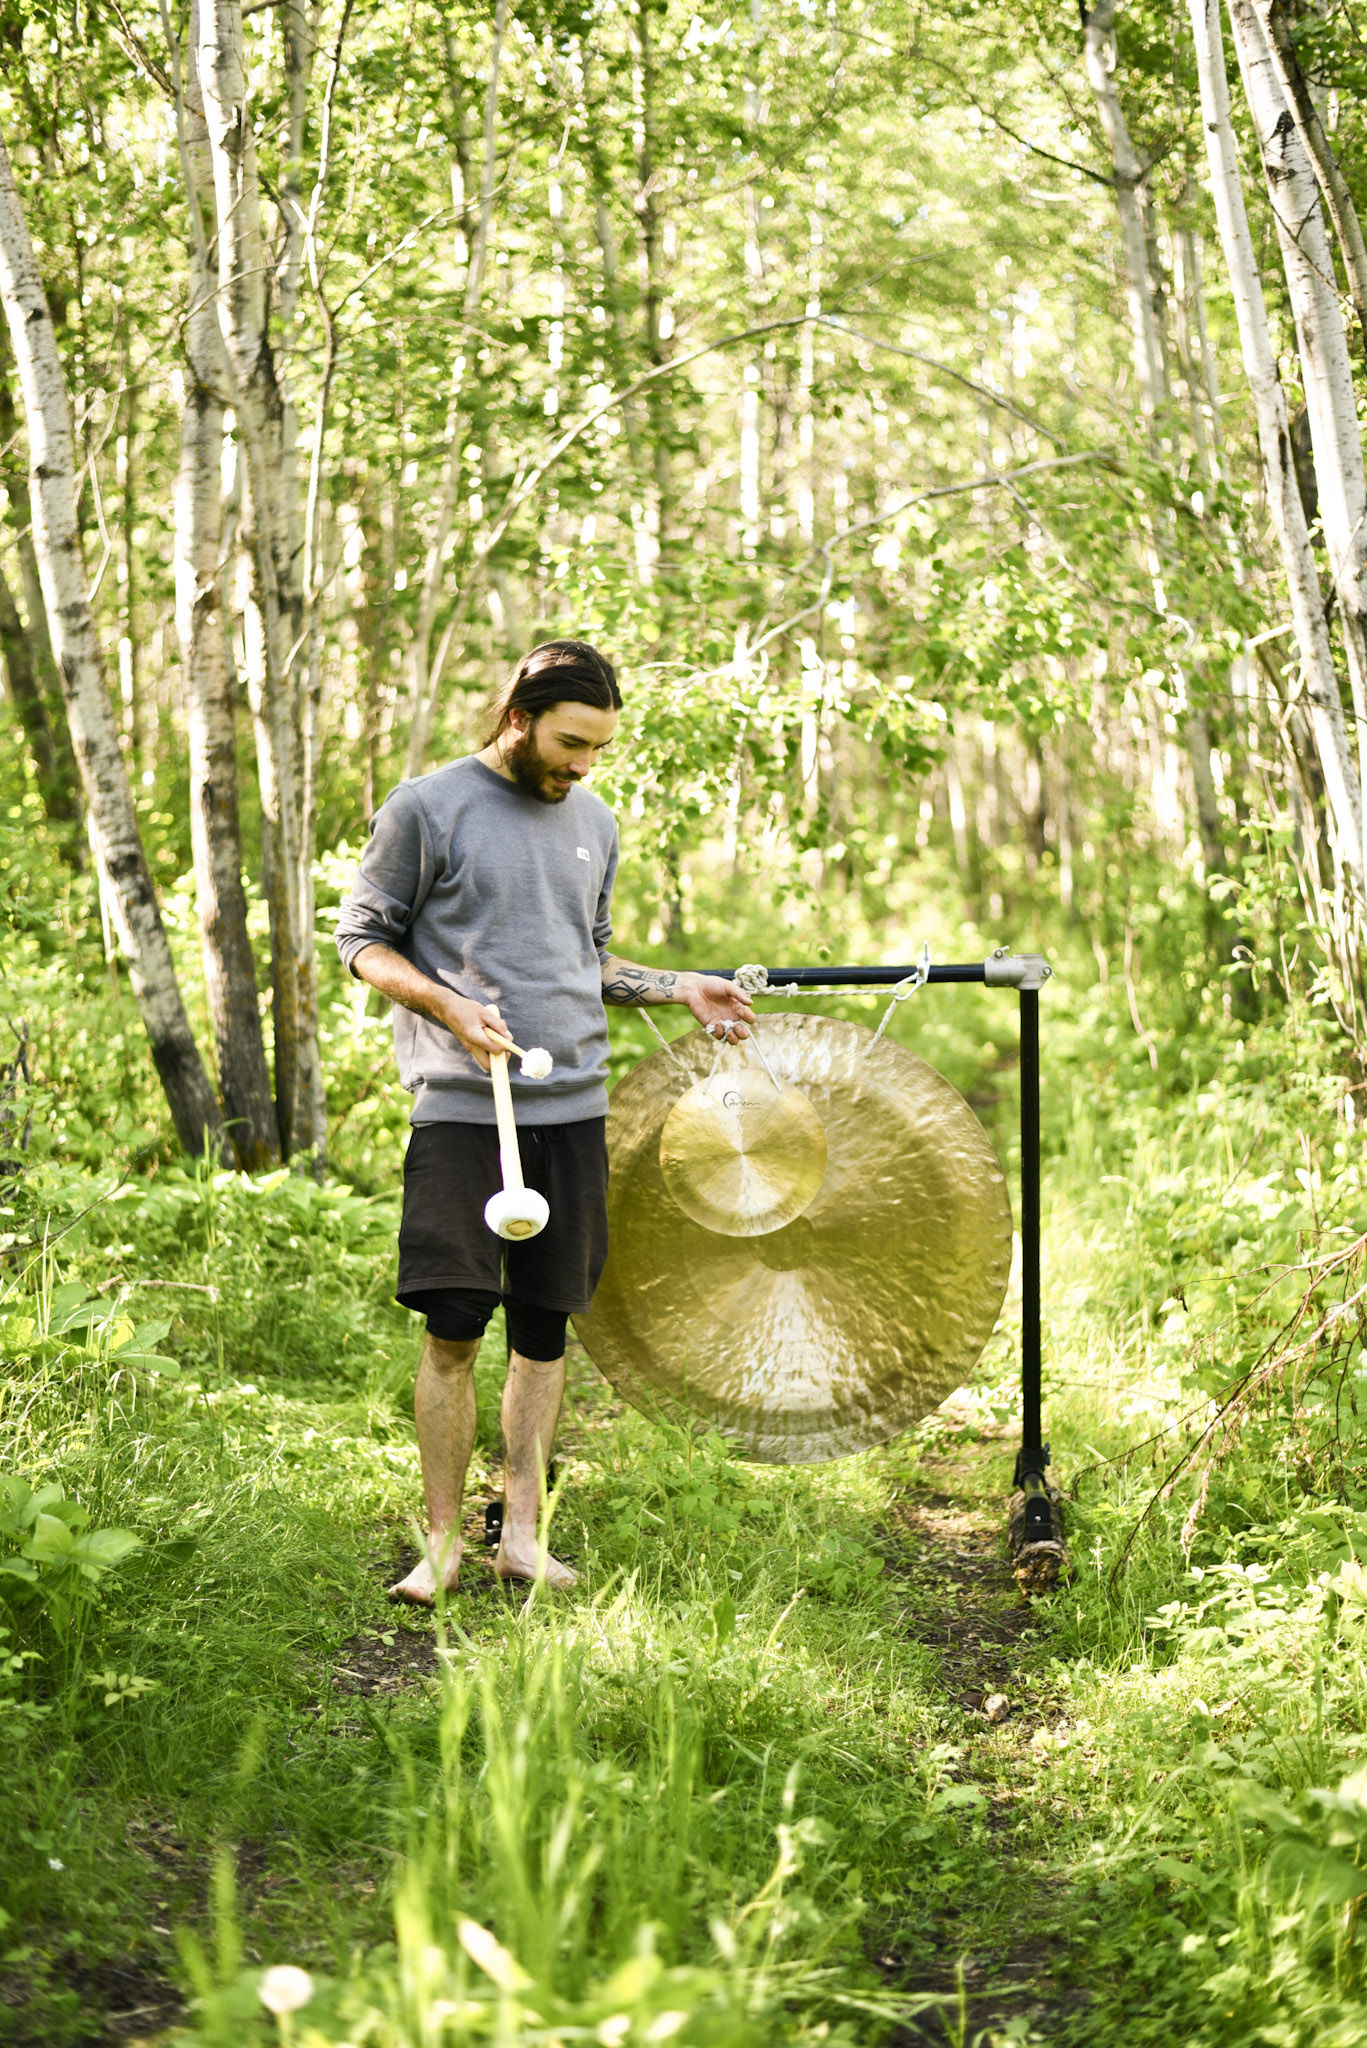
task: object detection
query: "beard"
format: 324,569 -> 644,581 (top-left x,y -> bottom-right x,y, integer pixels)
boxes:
504,725 -> 579,804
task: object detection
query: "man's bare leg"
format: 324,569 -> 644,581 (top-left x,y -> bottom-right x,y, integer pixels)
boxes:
495,1349 -> 578,1590
389,1333 -> 479,1605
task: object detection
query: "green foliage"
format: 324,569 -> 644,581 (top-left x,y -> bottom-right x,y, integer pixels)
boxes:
0,1473 -> 139,1638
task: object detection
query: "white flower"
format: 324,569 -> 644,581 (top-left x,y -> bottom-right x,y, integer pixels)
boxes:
258,1965 -> 315,2015
47,1857 -> 64,1872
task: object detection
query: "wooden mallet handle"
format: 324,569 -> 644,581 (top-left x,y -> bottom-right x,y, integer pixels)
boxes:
485,1006 -> 524,1192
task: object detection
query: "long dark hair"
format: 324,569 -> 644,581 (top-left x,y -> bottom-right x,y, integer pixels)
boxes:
483,640 -> 621,743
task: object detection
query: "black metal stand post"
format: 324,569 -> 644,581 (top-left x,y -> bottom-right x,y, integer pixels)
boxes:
713,953 -> 1053,1512
1011,987 -> 1053,1541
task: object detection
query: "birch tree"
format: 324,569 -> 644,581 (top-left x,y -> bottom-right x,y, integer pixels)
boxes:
1187,0 -> 1363,886
1081,0 -> 1166,424
404,0 -> 509,780
0,556 -> 80,839
169,0 -> 280,1170
1079,0 -> 1240,928
0,120 -> 226,1156
1226,0 -> 1367,871
1250,0 -> 1367,358
195,0 -> 324,1163
0,366 -> 82,840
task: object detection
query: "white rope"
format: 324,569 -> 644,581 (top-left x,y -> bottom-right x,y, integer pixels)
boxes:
734,962 -> 800,998
866,942 -> 932,1056
639,1003 -> 690,1073
744,1030 -> 783,1092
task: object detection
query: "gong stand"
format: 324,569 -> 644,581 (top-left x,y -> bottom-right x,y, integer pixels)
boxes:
710,950 -> 1055,1548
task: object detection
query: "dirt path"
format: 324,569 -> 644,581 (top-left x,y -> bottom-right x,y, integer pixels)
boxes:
880,1429 -> 1087,2045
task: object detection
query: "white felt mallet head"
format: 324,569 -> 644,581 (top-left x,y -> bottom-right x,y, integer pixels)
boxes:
484,1186 -> 550,1241
487,1029 -> 554,1080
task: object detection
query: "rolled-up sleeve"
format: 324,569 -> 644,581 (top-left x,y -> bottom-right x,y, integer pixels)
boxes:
335,784 -> 433,976
592,828 -> 619,962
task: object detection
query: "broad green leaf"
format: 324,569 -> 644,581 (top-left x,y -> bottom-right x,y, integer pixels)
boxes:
48,1283 -> 89,1326
1268,1842 -> 1367,1904
112,1352 -> 181,1378
53,1299 -> 114,1335
24,1512 -> 75,1560
0,1475 -> 32,1537
70,1530 -> 140,1569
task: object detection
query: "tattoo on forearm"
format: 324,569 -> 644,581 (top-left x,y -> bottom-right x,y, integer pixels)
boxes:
601,957 -> 681,1006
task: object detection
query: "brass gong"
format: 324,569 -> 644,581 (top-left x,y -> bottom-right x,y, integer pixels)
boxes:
574,1013 -> 1012,1464
658,1048 -> 827,1236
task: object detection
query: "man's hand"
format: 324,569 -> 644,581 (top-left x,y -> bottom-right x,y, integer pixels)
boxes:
681,973 -> 755,1044
350,944 -> 513,1071
600,955 -> 756,1041
442,993 -> 514,1072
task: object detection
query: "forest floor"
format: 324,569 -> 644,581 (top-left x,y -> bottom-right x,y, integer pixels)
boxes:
5,1071 -> 1367,2047
879,1431 -> 1086,2045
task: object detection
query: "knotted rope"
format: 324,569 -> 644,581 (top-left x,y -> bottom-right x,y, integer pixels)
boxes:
636,945 -> 932,1075
866,942 -> 932,1056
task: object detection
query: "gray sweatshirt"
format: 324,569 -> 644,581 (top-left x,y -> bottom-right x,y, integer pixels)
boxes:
334,756 -> 619,1126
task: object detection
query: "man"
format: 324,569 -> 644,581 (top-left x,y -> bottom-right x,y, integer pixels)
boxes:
335,639 -> 754,1602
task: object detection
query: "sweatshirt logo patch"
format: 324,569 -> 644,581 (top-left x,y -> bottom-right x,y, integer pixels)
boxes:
577,846 -> 591,862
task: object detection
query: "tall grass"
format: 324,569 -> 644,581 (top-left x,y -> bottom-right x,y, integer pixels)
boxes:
8,921 -> 1367,2043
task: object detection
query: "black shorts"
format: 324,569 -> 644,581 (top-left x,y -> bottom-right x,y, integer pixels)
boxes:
396,1117 -> 609,1316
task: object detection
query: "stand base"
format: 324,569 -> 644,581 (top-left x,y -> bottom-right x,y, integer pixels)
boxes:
1007,1479 -> 1067,1596
1009,1444 -> 1066,1594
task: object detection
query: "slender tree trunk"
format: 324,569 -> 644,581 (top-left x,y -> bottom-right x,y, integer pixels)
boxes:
176,376 -> 280,1168
1081,0 -> 1165,420
585,116 -> 645,460
632,0 -> 672,559
1188,0 -> 1363,885
0,553 -> 77,828
1082,3 -> 1241,927
405,0 -> 507,780
116,365 -> 143,774
0,121 -> 225,1155
1252,0 -> 1367,360
170,9 -> 280,1170
1227,0 -> 1367,862
197,0 -> 323,1161
0,365 -> 82,840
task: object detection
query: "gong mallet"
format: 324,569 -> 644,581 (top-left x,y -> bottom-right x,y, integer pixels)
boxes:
482,1006 -> 552,1241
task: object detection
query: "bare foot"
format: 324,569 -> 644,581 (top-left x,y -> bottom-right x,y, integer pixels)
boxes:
388,1531 -> 462,1606
494,1538 -> 578,1591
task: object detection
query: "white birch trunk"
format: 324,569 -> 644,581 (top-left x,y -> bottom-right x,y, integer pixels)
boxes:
1082,0 -> 1165,419
1082,7 -> 1233,895
1251,0 -> 1367,353
1227,0 -> 1367,863
405,0 -> 508,780
0,121 -> 226,1155
1188,0 -> 1363,883
172,6 -> 280,1169
197,0 -> 323,1161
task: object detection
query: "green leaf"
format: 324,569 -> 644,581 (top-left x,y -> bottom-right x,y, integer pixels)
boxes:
930,1784 -> 988,1813
111,1352 -> 181,1378
47,1283 -> 89,1327
69,1529 -> 140,1570
24,1484 -> 65,1527
0,1475 -> 32,1538
52,1299 -> 114,1335
24,1512 -> 75,1560
1268,1842 -> 1367,1904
